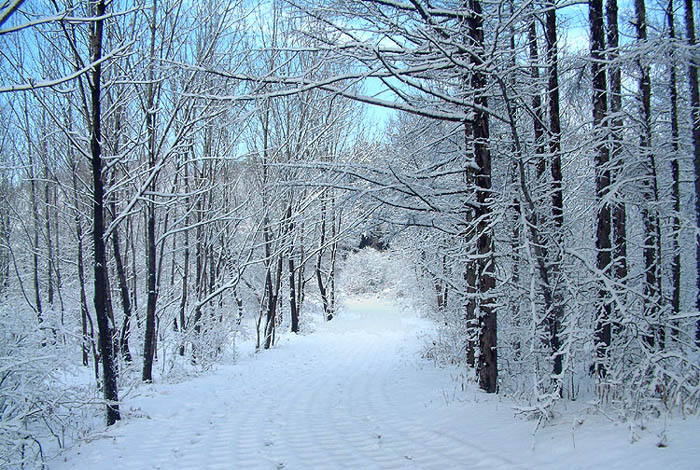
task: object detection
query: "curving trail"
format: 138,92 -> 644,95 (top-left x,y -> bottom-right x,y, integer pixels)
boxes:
51,298 -> 697,470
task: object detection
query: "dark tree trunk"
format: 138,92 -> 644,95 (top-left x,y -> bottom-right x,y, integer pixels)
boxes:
528,18 -> 545,160
684,0 -> 700,346
465,257 -> 477,368
590,0 -> 612,377
316,196 -> 333,321
29,144 -> 43,330
264,221 -> 273,347
70,137 -> 92,366
77,219 -> 91,367
289,254 -> 298,332
113,215 -> 133,363
545,1 -> 564,383
0,203 -> 8,291
142,0 -> 159,382
192,187 -> 204,344
288,202 -> 299,333
52,174 -> 66,332
668,0 -> 682,333
634,0 -> 664,349
142,186 -> 157,380
607,0 -> 628,295
546,3 -> 563,234
43,164 -> 55,311
129,217 -> 139,327
436,255 -> 449,310
178,158 -> 190,356
297,219 -> 306,312
528,13 -> 562,384
510,194 -> 522,362
109,108 -> 133,363
89,0 -> 120,425
466,0 -> 497,394
263,216 -> 284,349
329,202 -> 339,317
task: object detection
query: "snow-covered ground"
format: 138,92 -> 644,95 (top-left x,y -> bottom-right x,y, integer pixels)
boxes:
51,297 -> 698,470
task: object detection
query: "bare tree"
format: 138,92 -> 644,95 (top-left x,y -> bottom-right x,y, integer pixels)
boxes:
88,0 -> 120,425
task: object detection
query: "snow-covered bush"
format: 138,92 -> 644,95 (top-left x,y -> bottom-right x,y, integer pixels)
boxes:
0,297 -> 99,469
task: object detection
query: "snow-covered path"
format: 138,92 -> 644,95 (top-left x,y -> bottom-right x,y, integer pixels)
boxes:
52,298 -> 697,470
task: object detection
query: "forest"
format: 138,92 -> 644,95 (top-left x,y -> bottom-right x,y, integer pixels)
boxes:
0,0 -> 699,468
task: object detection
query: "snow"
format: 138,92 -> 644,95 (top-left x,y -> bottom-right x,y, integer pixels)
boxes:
50,297 -> 699,470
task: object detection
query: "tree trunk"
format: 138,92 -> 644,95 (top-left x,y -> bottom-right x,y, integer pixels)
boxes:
590,0 -> 612,377
329,199 -> 339,317
142,0 -> 159,382
192,190 -> 204,344
77,219 -> 90,367
113,212 -> 133,363
263,207 -> 285,349
529,11 -> 563,385
29,136 -> 43,331
129,216 -> 139,328
43,163 -> 55,311
465,256 -> 477,368
109,107 -> 134,363
316,196 -> 333,322
297,219 -> 306,312
607,0 -> 628,336
89,0 -> 120,425
287,202 -> 299,334
52,173 -> 66,333
545,0 -> 564,383
634,0 -> 664,349
467,0 -> 497,394
684,0 -> 700,346
0,200 -> 9,291
142,165 -> 158,380
178,158 -> 190,356
263,279 -> 280,350
70,133 -> 92,366
668,0 -> 682,334
289,252 -> 298,332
